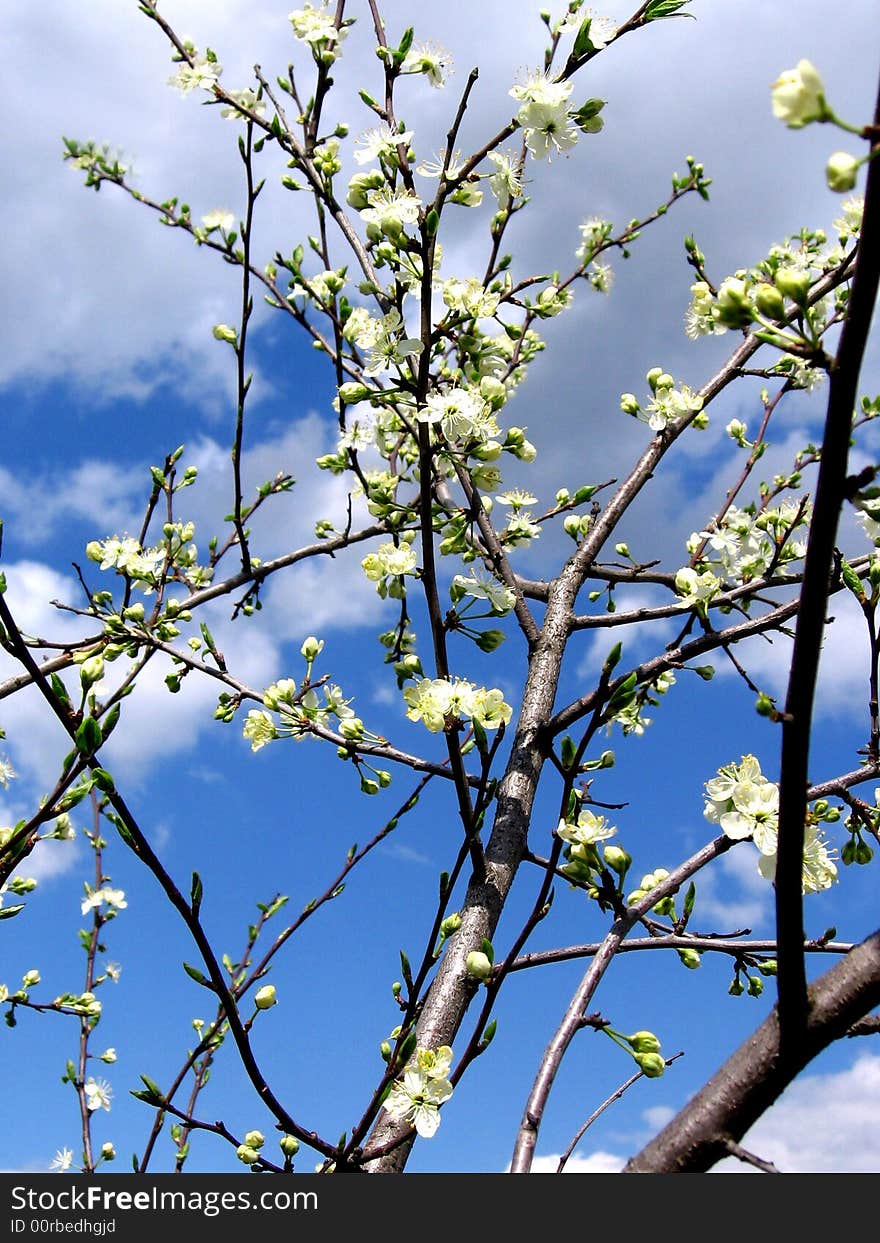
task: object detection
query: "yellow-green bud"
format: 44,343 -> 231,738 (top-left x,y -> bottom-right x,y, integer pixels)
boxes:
826,151 -> 860,193
754,283 -> 787,320
22,969 -> 41,988
254,984 -> 277,1010
603,845 -> 631,876
677,948 -> 702,970
774,267 -> 811,305
244,1130 -> 265,1149
212,323 -> 238,345
628,1030 -> 661,1054
714,277 -> 753,328
634,1052 -> 666,1077
619,393 -> 640,415
100,1142 -> 116,1161
300,636 -> 324,662
279,1135 -> 300,1157
645,367 -> 664,391
338,382 -> 372,405
440,913 -> 462,936
236,1144 -> 261,1165
465,951 -> 492,982
80,655 -> 105,689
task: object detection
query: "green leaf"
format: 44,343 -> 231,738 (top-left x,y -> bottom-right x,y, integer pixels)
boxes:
101,704 -> 121,740
480,937 -> 495,965
480,1018 -> 498,1049
0,903 -> 24,920
395,26 -> 414,62
683,881 -> 696,919
560,735 -> 577,768
645,0 -> 695,18
74,716 -> 102,756
399,950 -> 413,990
572,17 -> 595,59
50,673 -> 72,710
182,962 -> 212,989
91,767 -> 115,793
191,872 -> 203,917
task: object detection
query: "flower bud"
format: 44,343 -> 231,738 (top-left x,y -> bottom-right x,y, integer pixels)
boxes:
602,845 -> 631,876
677,948 -> 702,969
212,323 -> 238,345
563,514 -> 582,540
440,913 -> 462,936
100,1142 -> 116,1161
254,984 -> 277,1010
300,636 -> 324,662
754,283 -> 787,320
279,1135 -> 300,1157
80,655 -> 105,690
337,382 -> 372,405
22,969 -> 41,988
465,951 -> 492,982
645,367 -> 664,391
236,1144 -> 261,1165
628,1030 -> 661,1054
634,1051 -> 666,1078
714,277 -> 753,328
826,151 -> 860,193
619,393 -> 640,415
244,1130 -> 265,1149
774,267 -> 811,305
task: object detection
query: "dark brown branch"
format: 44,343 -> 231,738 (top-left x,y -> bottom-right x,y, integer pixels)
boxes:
623,930 -> 880,1171
776,75 -> 880,1056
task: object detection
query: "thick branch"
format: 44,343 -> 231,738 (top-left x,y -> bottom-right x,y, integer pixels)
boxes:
624,931 -> 880,1172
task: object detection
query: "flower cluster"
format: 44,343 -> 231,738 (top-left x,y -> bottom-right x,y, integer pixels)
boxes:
510,72 -> 578,161
289,3 -> 347,58
620,368 -> 704,433
382,1046 -> 454,1138
361,537 -> 420,597
243,676 -> 359,751
686,501 -> 809,588
403,677 -> 512,733
704,754 -> 837,893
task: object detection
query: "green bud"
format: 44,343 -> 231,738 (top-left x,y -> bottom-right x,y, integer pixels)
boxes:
440,913 -> 462,936
747,974 -> 764,997
633,1051 -> 665,1078
337,382 -> 372,405
774,266 -> 811,305
254,984 -> 277,1010
826,151 -> 860,193
80,655 -> 105,690
602,845 -> 631,876
465,951 -> 493,982
212,323 -> 238,345
757,959 -> 777,976
628,1030 -> 661,1054
236,1145 -> 261,1166
244,1130 -> 265,1149
279,1135 -> 300,1157
677,948 -> 702,970
754,283 -> 787,320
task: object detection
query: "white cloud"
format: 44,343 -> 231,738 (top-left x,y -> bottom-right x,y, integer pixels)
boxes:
532,1052 -> 880,1174
527,1151 -> 625,1174
713,1052 -> 880,1173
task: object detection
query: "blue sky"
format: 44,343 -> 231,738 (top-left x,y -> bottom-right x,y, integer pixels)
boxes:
2,0 -> 880,1176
